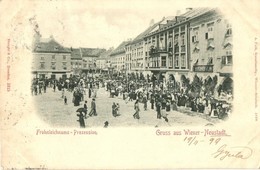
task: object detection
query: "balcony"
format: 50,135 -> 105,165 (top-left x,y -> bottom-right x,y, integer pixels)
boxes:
149,47 -> 168,56
193,65 -> 213,72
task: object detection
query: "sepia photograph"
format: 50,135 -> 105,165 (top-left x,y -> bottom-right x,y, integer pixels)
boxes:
0,0 -> 259,169
31,7 -> 233,128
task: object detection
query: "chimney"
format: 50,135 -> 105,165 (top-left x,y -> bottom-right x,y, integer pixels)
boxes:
186,8 -> 193,12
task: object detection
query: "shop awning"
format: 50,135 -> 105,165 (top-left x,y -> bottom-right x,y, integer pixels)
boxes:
219,66 -> 233,76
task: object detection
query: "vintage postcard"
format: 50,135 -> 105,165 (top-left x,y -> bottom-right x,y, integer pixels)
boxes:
0,0 -> 259,169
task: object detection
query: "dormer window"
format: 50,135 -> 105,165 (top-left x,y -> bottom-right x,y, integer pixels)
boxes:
54,46 -> 59,50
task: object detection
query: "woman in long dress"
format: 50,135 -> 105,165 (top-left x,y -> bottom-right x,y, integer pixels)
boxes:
133,100 -> 140,119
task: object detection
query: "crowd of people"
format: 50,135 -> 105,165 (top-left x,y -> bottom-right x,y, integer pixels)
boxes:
31,72 -> 233,127
104,72 -> 233,121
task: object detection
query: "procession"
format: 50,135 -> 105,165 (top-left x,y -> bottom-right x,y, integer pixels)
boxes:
31,7 -> 234,128
31,71 -> 233,128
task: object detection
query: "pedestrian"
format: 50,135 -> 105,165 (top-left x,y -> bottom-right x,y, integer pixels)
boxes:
166,100 -> 171,112
116,103 -> 120,116
64,96 -> 67,105
77,112 -> 85,128
133,100 -> 140,119
150,94 -> 155,109
43,83 -> 47,93
53,83 -> 56,92
112,102 -> 116,117
156,100 -> 162,119
143,96 -> 147,111
84,101 -> 88,118
88,88 -> 92,98
89,98 -> 97,116
39,84 -> 42,95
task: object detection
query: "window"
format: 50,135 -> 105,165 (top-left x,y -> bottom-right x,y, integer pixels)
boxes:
40,56 -> 44,60
40,62 -> 45,69
208,57 -> 213,64
52,55 -> 55,60
181,45 -> 185,53
226,23 -> 232,36
180,33 -> 185,45
51,62 -> 56,70
192,29 -> 199,43
168,41 -> 172,48
206,26 -> 214,39
63,55 -> 66,60
174,35 -> 179,46
181,26 -> 185,32
180,54 -> 186,68
169,56 -> 173,67
63,62 -> 67,70
174,46 -> 179,53
161,56 -> 167,67
226,51 -> 232,64
175,55 -> 179,68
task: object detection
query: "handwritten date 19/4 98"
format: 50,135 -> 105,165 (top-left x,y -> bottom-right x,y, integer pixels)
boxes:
183,136 -> 221,146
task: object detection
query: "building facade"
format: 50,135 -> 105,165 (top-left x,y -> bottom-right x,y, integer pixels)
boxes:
110,41 -> 131,73
32,38 -> 72,80
95,47 -> 114,72
189,8 -> 233,91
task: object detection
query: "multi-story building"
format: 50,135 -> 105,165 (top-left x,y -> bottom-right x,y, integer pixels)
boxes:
70,47 -> 106,75
81,48 -> 106,74
125,41 -> 132,72
130,18 -> 169,75
70,48 -> 83,75
110,41 -> 131,73
144,8 -> 217,82
32,37 -> 72,79
96,47 -> 114,72
189,8 -> 233,91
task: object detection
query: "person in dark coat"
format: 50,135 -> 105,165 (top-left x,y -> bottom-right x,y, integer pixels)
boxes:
64,96 -> 67,105
77,112 -> 85,128
166,100 -> 171,112
112,102 -> 116,117
88,88 -> 92,98
150,94 -> 155,110
84,101 -> 88,118
53,83 -> 56,92
156,100 -> 162,119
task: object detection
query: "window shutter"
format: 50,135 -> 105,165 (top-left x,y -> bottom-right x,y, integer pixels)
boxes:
205,33 -> 208,39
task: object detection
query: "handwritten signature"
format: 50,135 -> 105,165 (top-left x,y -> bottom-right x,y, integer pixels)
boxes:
212,144 -> 253,160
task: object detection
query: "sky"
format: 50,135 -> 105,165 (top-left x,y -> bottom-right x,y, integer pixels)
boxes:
23,0 -> 259,50
30,0 -> 195,49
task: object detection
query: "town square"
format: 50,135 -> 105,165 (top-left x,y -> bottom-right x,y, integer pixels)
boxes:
31,7 -> 233,128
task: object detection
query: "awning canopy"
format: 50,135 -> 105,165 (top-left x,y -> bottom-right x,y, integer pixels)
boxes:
219,66 -> 233,77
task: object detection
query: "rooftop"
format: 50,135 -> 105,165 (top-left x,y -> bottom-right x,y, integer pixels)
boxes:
110,41 -> 131,56
33,38 -> 70,53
